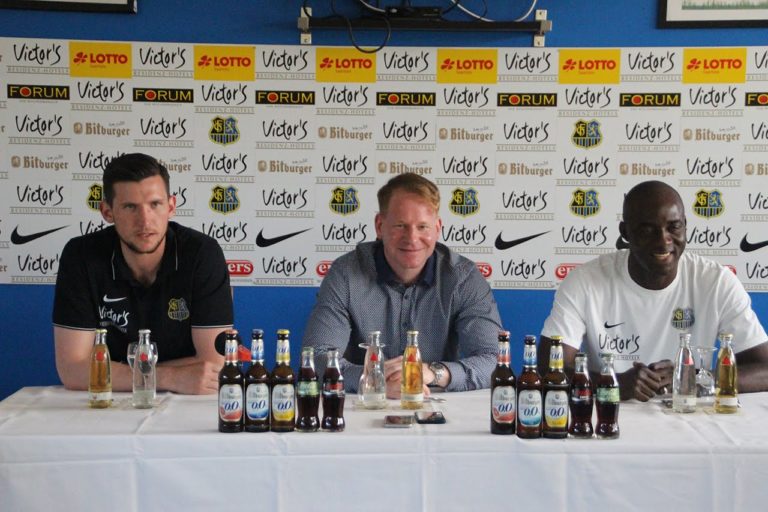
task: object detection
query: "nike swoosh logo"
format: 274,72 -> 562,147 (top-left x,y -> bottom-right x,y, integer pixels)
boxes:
740,235 -> 768,253
103,295 -> 127,303
616,235 -> 630,250
604,322 -> 624,329
256,228 -> 311,248
494,231 -> 549,250
10,225 -> 68,245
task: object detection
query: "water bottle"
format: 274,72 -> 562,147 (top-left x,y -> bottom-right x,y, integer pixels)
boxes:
132,329 -> 157,409
358,331 -> 387,409
672,332 -> 696,413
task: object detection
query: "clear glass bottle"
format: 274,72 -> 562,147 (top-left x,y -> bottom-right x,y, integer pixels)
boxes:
491,331 -> 516,435
132,329 -> 157,409
568,352 -> 593,439
322,349 -> 345,432
218,330 -> 244,433
715,333 -> 738,414
245,329 -> 270,432
672,332 -> 697,413
401,330 -> 423,410
358,330 -> 387,409
595,352 -> 620,439
296,347 -> 320,432
88,328 -> 112,409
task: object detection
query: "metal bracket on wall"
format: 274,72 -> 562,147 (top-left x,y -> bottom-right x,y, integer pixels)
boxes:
297,7 -> 552,47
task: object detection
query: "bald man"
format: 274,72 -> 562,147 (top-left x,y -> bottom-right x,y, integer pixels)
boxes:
539,180 -> 768,401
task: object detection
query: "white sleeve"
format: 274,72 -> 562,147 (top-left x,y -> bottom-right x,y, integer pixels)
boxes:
716,267 -> 768,353
541,269 -> 588,350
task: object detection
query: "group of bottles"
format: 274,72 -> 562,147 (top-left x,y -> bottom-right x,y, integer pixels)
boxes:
218,329 -> 346,433
672,332 -> 739,414
490,332 -> 620,439
88,328 -> 157,409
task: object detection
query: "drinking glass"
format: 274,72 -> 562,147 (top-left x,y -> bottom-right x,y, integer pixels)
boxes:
695,346 -> 716,408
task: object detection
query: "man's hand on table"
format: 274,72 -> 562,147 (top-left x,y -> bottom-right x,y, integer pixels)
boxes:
383,356 -> 431,399
158,360 -> 220,395
618,360 -> 673,401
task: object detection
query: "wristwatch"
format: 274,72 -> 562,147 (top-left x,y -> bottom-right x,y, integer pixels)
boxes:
428,362 -> 447,387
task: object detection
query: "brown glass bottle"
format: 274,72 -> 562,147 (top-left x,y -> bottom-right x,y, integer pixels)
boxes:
270,329 -> 295,433
568,352 -> 593,439
491,331 -> 516,435
542,336 -> 569,439
516,335 -> 542,439
218,330 -> 244,433
244,329 -> 269,432
296,347 -> 320,432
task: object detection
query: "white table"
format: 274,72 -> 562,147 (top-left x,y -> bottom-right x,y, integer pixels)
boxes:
1,387 -> 766,511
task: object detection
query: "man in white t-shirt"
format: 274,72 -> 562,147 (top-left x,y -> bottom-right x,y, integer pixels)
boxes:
540,180 -> 768,401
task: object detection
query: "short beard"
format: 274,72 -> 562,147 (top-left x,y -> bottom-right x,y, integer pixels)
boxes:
120,233 -> 166,255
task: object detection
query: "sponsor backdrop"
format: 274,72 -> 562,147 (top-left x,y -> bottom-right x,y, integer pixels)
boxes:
2,38 -> 768,294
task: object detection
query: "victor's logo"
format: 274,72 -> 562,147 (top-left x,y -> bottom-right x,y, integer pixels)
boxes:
569,189 -> 600,218
209,116 -> 240,146
619,93 -> 681,107
255,90 -> 315,105
671,308 -> 695,330
168,298 -> 190,321
329,187 -> 360,216
7,84 -> 69,100
133,88 -> 193,103
449,188 -> 479,217
86,184 -> 103,211
376,92 -> 436,106
572,119 -> 602,149
209,185 -> 240,215
692,189 -> 724,219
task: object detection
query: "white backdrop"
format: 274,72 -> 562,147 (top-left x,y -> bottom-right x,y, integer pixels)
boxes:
1,38 -> 767,291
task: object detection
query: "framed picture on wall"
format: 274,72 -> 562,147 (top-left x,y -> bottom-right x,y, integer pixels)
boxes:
0,0 -> 136,13
659,0 -> 768,28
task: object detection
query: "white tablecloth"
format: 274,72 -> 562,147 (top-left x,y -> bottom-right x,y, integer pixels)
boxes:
1,387 -> 766,511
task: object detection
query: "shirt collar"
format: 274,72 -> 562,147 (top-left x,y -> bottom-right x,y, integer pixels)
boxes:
373,240 -> 436,286
111,222 -> 178,284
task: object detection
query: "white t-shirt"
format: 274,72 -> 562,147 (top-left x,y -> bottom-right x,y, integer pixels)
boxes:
541,250 -> 767,374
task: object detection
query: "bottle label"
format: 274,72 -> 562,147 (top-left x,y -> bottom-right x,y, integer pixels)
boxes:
89,391 -> 112,401
401,392 -> 423,402
570,387 -> 592,402
492,386 -> 516,423
297,381 -> 319,397
219,384 -> 243,422
523,346 -> 537,367
276,340 -> 290,365
717,396 -> 738,407
324,381 -> 344,395
246,383 -> 269,420
596,387 -> 620,404
544,390 -> 568,428
518,389 -> 542,427
548,346 -> 564,370
272,383 -> 295,422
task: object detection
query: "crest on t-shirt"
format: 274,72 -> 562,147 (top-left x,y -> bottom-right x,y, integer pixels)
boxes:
671,307 -> 695,330
168,298 -> 190,321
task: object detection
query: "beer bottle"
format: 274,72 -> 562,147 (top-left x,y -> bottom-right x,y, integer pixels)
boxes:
672,332 -> 697,413
715,333 -> 738,414
270,329 -> 295,432
595,352 -> 620,439
542,335 -> 569,439
321,349 -> 345,432
88,328 -> 112,409
218,330 -> 244,433
517,335 -> 542,439
132,329 -> 157,409
401,330 -> 424,410
568,352 -> 593,439
296,347 -> 320,432
244,329 -> 270,432
491,331 -> 516,435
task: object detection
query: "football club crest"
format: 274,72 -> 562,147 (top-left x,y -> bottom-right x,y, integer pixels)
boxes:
167,298 -> 190,321
692,189 -> 724,219
87,184 -> 103,211
329,187 -> 359,215
572,119 -> 602,149
569,188 -> 600,217
449,188 -> 479,217
671,307 -> 695,330
209,185 -> 240,214
209,116 -> 240,146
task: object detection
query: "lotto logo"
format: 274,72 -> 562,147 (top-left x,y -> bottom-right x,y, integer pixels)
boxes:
440,58 -> 494,71
72,52 -> 128,65
562,58 -> 616,71
197,55 -> 252,67
686,58 -> 742,71
318,57 -> 372,69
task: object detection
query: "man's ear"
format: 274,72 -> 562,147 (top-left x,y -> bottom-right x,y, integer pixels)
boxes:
99,200 -> 114,224
619,221 -> 627,241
